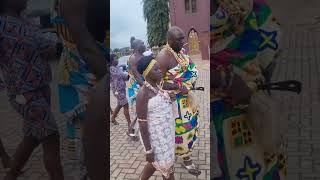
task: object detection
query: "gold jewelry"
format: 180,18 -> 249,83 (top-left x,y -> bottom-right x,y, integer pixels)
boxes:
164,44 -> 189,69
143,81 -> 159,94
144,81 -> 171,102
142,59 -> 157,78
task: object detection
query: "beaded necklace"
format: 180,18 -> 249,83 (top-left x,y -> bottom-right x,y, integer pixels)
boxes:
164,44 -> 189,70
144,81 -> 171,103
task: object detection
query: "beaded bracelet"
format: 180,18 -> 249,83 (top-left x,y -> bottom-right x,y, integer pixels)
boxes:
138,118 -> 148,122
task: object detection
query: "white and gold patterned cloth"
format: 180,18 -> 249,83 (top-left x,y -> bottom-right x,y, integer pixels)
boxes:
139,92 -> 176,178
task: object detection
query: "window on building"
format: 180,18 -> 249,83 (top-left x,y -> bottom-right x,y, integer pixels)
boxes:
185,0 -> 190,12
185,0 -> 197,13
191,0 -> 197,13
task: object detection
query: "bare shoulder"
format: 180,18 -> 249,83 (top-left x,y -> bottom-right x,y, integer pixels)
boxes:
128,54 -> 135,65
157,48 -> 170,59
156,49 -> 171,63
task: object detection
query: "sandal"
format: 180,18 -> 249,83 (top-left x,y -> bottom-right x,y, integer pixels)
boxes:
111,120 -> 119,125
126,131 -> 139,141
182,159 -> 201,176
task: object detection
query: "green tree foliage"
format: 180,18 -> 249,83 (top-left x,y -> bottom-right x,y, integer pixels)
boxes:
142,0 -> 169,47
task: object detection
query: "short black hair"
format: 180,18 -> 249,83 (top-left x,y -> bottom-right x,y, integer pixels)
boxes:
137,55 -> 154,75
110,54 -> 117,64
132,39 -> 143,50
167,26 -> 184,40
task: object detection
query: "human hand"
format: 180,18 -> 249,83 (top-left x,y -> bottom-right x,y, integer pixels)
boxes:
179,85 -> 189,95
168,92 -> 176,101
229,74 -> 253,105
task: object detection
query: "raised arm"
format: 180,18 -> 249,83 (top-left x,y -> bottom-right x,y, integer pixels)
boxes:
60,0 -> 107,80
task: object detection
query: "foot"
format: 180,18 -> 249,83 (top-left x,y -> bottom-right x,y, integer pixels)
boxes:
126,131 -> 139,141
182,158 -> 201,176
128,126 -> 135,135
111,117 -> 119,125
111,115 -> 119,125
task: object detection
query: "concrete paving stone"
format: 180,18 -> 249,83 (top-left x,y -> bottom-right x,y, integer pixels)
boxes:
111,168 -> 122,178
265,2 -> 320,178
286,174 -> 301,180
300,157 -> 313,169
121,168 -> 135,174
110,164 -> 118,172
116,173 -> 126,180
125,173 -> 140,179
118,163 -> 132,169
196,170 -> 207,180
301,174 -> 320,180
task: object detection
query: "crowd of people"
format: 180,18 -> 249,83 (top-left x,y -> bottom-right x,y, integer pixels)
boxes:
110,26 -> 202,179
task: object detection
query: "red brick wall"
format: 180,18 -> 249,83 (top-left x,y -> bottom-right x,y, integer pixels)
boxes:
198,32 -> 209,60
169,0 -> 210,60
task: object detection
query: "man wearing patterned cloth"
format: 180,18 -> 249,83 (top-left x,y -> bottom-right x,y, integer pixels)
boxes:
157,26 -> 201,176
211,0 -> 286,179
127,39 -> 146,139
52,0 -> 108,179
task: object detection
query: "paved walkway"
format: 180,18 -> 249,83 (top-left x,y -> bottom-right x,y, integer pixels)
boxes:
271,26 -> 320,180
286,27 -> 320,179
110,59 -> 210,180
268,1 -> 320,179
